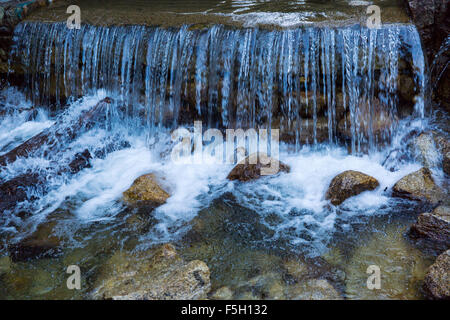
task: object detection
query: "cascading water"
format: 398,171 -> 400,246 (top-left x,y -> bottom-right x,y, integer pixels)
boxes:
0,14 -> 440,300
9,22 -> 425,152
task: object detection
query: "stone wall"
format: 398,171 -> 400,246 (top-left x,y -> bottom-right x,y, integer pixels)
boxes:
405,0 -> 450,112
0,0 -> 54,87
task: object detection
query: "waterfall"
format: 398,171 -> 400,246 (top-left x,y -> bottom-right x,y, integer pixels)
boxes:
8,22 -> 425,153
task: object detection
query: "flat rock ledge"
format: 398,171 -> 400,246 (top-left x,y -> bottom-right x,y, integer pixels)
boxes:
325,170 -> 379,206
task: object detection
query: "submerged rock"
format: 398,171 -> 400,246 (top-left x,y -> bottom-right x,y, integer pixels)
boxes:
0,256 -> 11,276
8,221 -> 62,262
287,279 -> 343,300
392,167 -> 443,205
210,286 -> 233,300
92,244 -> 211,300
227,153 -> 290,182
0,172 -> 40,213
410,206 -> 450,246
123,173 -> 169,207
325,170 -> 379,205
423,250 -> 450,300
410,131 -> 450,174
343,223 -> 430,299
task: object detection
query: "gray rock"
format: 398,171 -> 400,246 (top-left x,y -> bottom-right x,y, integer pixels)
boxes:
423,250 -> 450,300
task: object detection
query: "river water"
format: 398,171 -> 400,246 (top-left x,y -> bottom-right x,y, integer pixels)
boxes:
0,0 -> 445,299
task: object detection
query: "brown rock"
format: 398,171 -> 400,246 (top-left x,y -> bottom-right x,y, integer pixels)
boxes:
278,117 -> 330,145
227,153 -> 290,182
423,250 -> 450,300
123,173 -> 169,206
392,167 -> 443,204
0,256 -> 11,276
410,206 -> 450,245
398,74 -> 416,103
325,170 -> 379,205
93,244 -> 211,300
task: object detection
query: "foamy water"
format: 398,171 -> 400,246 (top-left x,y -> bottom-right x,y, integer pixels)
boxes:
0,90 -> 430,254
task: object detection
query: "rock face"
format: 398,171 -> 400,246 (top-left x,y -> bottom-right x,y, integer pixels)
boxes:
432,133 -> 450,175
423,250 -> 450,300
325,170 -> 379,205
410,206 -> 450,245
392,167 -> 443,204
227,153 -> 290,182
405,0 -> 449,111
123,173 -> 169,206
93,244 -> 211,300
0,1 -> 53,82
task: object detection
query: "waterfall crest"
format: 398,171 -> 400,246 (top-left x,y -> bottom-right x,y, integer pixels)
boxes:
8,22 -> 425,152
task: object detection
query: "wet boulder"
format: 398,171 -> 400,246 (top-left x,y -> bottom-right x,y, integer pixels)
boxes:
410,132 -> 441,169
227,153 -> 290,182
423,250 -> 450,300
325,170 -> 379,205
287,279 -> 343,300
409,131 -> 450,174
92,243 -> 211,300
392,167 -> 444,205
68,149 -> 92,174
8,221 -> 62,262
410,206 -> 450,246
0,172 -> 41,213
123,173 -> 170,207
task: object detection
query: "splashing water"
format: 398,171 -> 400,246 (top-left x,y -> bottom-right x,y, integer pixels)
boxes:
9,22 -> 426,153
1,21 -> 431,258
